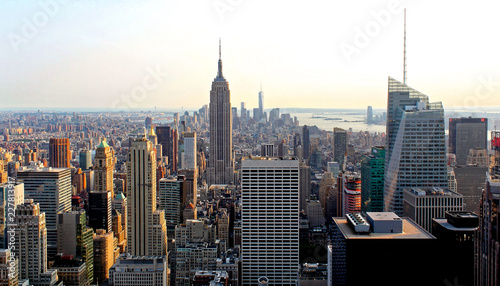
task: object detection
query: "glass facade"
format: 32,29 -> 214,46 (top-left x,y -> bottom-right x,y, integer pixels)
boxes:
361,146 -> 385,213
384,77 -> 448,215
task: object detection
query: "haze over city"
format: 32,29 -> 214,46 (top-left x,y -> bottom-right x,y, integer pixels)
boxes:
1,0 -> 500,109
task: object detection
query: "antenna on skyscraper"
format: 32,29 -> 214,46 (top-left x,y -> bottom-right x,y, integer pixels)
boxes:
403,8 -> 407,85
219,37 -> 221,60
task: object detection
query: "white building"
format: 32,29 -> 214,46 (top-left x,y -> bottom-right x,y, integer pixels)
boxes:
181,132 -> 197,170
241,157 -> 300,285
108,253 -> 168,286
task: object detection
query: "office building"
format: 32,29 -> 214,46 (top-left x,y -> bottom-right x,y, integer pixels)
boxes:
0,182 -> 24,248
126,137 -> 167,256
51,255 -> 88,286
12,200 -> 47,281
88,190 -> 112,233
241,157 -> 300,285
432,211 -> 479,286
466,147 -> 489,166
342,172 -> 361,215
49,138 -> 71,168
17,166 -> 72,257
0,249 -> 18,286
361,146 -> 385,212
453,165 -> 487,214
367,106 -> 373,123
112,192 -> 127,246
181,132 -> 197,170
403,187 -> 463,232
330,212 -> 437,285
156,125 -> 172,160
57,210 -> 94,284
175,243 -> 218,285
79,150 -> 92,171
174,219 -> 216,247
302,125 -> 310,161
158,176 -> 183,232
260,143 -> 274,157
299,163 -> 311,212
258,87 -> 264,119
178,169 -> 198,207
449,117 -> 487,165
208,41 -> 234,185
240,102 -> 246,119
333,128 -> 346,166
94,139 -> 115,197
476,131 -> 500,286
108,253 -> 168,286
93,229 -> 115,284
217,208 -> 230,243
384,77 -> 448,216
112,209 -> 126,253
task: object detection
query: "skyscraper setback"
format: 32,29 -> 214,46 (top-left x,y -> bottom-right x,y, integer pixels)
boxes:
208,40 -> 234,185
384,77 -> 448,215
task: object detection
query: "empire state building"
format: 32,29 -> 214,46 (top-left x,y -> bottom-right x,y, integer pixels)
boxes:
208,40 -> 234,185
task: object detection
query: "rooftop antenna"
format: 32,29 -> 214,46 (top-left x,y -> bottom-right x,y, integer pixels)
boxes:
403,8 -> 407,85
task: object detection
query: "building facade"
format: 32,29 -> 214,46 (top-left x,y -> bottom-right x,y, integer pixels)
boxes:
449,117 -> 487,165
361,146 -> 385,212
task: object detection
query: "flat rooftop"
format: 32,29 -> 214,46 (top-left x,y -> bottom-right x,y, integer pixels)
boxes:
405,187 -> 461,197
366,212 -> 400,221
432,218 -> 478,232
333,217 -> 435,239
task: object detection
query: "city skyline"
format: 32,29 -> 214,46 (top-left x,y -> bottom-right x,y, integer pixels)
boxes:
1,1 -> 500,109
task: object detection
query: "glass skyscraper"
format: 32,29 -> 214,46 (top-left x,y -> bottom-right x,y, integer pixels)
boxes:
361,146 -> 385,212
384,77 -> 448,215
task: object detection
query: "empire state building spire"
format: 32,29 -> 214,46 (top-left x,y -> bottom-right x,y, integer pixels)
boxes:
216,38 -> 224,80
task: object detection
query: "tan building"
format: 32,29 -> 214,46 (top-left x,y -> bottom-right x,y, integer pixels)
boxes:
112,209 -> 126,254
93,229 -> 115,284
94,139 -> 115,197
217,209 -> 229,243
0,249 -> 18,286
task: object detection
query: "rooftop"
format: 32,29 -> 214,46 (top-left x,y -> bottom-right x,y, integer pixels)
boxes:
404,187 -> 461,197
333,217 -> 434,240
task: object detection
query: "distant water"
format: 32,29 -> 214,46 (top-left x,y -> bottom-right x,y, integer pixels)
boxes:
281,107 -> 500,136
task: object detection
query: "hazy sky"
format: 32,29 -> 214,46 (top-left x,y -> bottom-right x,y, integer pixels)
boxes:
1,0 -> 500,110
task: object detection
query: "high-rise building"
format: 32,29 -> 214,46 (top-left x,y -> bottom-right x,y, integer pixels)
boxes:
208,40 -> 234,185
178,169 -> 197,207
403,187 -> 463,232
158,176 -> 183,233
49,138 -> 71,168
260,143 -> 274,157
240,102 -> 246,119
57,210 -> 94,284
94,139 -> 115,197
299,163 -> 311,212
112,209 -> 126,254
330,212 -> 438,285
112,192 -> 127,248
181,132 -> 197,170
93,229 -> 115,284
367,106 -> 373,123
384,77 -> 447,215
302,125 -> 310,161
12,200 -> 48,281
108,254 -> 169,286
241,157 -> 299,285
126,137 -> 167,256
258,87 -> 264,119
51,256 -> 89,286
175,243 -> 217,285
333,128 -> 347,166
0,182 -> 24,248
361,146 -> 385,212
0,249 -> 18,286
79,150 -> 92,171
453,165 -> 487,214
432,211 -> 479,286
156,125 -> 172,160
449,117 -> 487,165
88,190 -> 112,233
342,172 -> 361,215
217,208 -> 229,243
476,131 -> 500,286
17,166 -> 72,257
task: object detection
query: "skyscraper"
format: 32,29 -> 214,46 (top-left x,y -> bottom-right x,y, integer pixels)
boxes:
367,106 -> 373,123
49,138 -> 71,168
57,210 -> 94,284
126,137 -> 167,256
113,192 -> 127,249
79,150 -> 92,171
181,132 -> 197,170
361,146 -> 385,212
384,77 -> 447,215
241,157 -> 299,285
302,125 -> 310,161
258,87 -> 264,119
476,131 -> 500,286
333,128 -> 347,166
88,190 -> 112,233
342,172 -> 361,215
93,229 -> 116,284
158,176 -> 183,233
94,138 -> 115,197
449,117 -> 488,165
156,125 -> 172,159
208,40 -> 234,185
12,200 -> 48,281
17,166 -> 72,257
